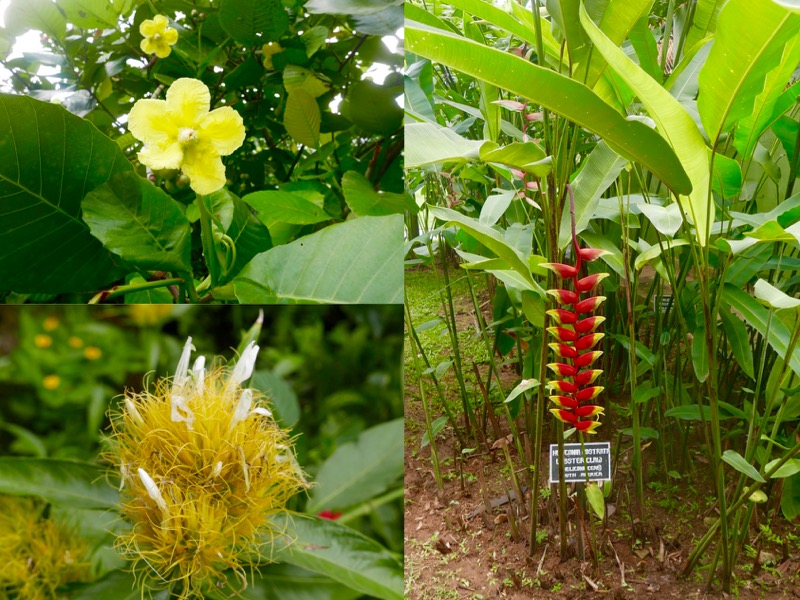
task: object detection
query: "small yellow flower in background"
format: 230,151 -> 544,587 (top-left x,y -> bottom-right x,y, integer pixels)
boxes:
107,337 -> 307,598
34,334 -> 52,349
68,336 -> 83,349
262,42 -> 284,69
43,375 -> 60,390
128,78 -> 246,195
128,304 -> 174,327
43,316 -> 59,331
140,14 -> 178,58
84,346 -> 102,360
0,496 -> 90,599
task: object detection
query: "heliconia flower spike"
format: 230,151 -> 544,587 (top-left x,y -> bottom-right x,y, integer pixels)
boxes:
543,184 -> 608,435
541,262 -> 579,278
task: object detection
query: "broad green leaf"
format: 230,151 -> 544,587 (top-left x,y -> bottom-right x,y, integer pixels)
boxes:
421,416 -> 447,448
252,370 -> 300,428
586,482 -> 605,519
351,5 -> 403,36
547,0 -> 590,65
55,0 -> 122,28
233,215 -> 403,303
82,172 -> 192,273
445,0 -> 540,48
710,151 -> 743,198
404,122 -> 483,168
307,419 -> 403,513
243,190 -> 331,226
754,278 -> 800,310
723,284 -> 800,377
638,202 -> 683,238
764,458 -> 800,479
345,80 -> 402,136
697,0 -> 800,142
72,571 -> 159,600
429,206 -> 539,291
285,90 -> 321,147
218,0 -> 289,45
720,307 -> 755,380
0,93 -> 130,293
210,564 -> 362,600
691,325 -> 709,382
628,16 -> 660,81
722,449 -> 765,483
5,0 -> 66,40
558,141 -> 628,248
782,472 -> 800,520
405,21 -> 691,195
505,378 -> 539,404
579,231 -> 625,275
0,457 -> 119,510
305,0 -> 400,16
273,515 -> 403,600
683,0 -> 724,53
342,171 -> 412,217
580,4 -> 711,246
479,141 -> 551,176
480,190 -> 515,226
284,65 -> 331,99
124,274 -> 174,304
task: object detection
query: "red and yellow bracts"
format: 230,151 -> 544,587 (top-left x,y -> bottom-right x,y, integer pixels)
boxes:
543,246 -> 608,434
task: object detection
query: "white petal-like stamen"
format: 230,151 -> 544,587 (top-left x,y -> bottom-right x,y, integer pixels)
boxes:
125,398 -> 144,424
171,394 -> 195,430
172,337 -> 195,394
251,407 -> 272,418
229,389 -> 253,431
227,342 -> 259,392
212,461 -> 223,478
192,356 -> 206,396
138,468 -> 168,514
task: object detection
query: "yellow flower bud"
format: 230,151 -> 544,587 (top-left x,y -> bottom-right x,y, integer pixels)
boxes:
68,336 -> 84,349
43,375 -> 60,390
43,316 -> 59,331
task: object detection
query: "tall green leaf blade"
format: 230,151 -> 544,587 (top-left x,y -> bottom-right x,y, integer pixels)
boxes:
579,5 -> 712,246
307,419 -> 403,513
0,457 -> 119,510
82,172 -> 192,272
683,0 -> 724,53
720,307 -> 755,379
233,215 -> 403,303
405,21 -> 692,195
0,94 -> 130,292
273,515 -> 403,600
697,0 -> 800,142
722,449 -> 765,483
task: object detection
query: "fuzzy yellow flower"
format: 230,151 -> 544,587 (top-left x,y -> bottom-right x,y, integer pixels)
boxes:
140,14 -> 178,58
42,375 -> 60,390
68,336 -> 83,349
262,42 -> 284,69
106,337 -> 307,598
34,334 -> 52,348
43,316 -> 59,331
84,346 -> 102,360
128,78 -> 246,195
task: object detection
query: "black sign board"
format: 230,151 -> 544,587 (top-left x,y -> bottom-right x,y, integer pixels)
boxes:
549,442 -> 611,483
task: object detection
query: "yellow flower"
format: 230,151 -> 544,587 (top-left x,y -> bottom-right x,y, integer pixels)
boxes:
68,336 -> 83,349
128,78 -> 246,195
262,42 -> 284,69
34,334 -> 52,349
140,14 -> 178,58
128,305 -> 174,327
84,346 -> 102,360
107,338 -> 307,599
43,375 -> 60,390
43,316 -> 59,331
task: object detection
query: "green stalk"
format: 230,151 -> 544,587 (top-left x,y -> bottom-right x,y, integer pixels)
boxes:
87,277 -> 184,304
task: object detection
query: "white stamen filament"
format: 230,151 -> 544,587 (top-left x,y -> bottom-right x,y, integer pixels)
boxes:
229,389 -> 253,431
212,461 -> 223,478
171,394 -> 195,431
192,356 -> 206,396
239,447 -> 250,491
172,337 -> 194,394
177,127 -> 199,144
125,398 -> 144,424
227,342 -> 259,392
138,468 -> 168,514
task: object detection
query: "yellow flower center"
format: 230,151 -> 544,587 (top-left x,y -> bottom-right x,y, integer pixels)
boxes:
177,127 -> 199,144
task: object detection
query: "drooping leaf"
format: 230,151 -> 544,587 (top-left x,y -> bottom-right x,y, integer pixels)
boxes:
719,307 -> 755,380
586,482 -> 605,519
765,458 -> 800,479
285,90 -> 321,147
504,378 -> 540,404
233,215 -> 403,303
421,416 -> 447,449
0,457 -> 119,510
0,93 -> 130,293
273,515 -> 403,600
638,202 -> 683,238
342,171 -> 412,216
754,278 -> 800,310
218,0 -> 289,45
722,449 -> 765,483
307,419 -> 403,513
405,21 -> 691,195
404,122 -> 483,168
82,172 -> 192,273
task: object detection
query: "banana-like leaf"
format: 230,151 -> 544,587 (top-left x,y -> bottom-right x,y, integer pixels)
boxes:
683,0 -> 724,53
405,20 -> 692,195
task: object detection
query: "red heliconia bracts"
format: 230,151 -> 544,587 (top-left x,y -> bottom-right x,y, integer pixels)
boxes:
543,241 -> 609,434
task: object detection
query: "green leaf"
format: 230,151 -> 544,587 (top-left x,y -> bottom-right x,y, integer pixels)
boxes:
243,190 -> 331,227
710,151 -> 743,198
0,457 -> 119,510
305,0 -> 401,16
4,0 -> 66,40
638,202 -> 683,238
691,325 -> 709,382
722,449 -> 765,483
251,370 -> 300,428
664,404 -> 739,421
628,16 -> 661,81
579,4 -> 712,247
55,0 -> 122,28
0,93 -> 130,293
233,215 -> 403,303
765,458 -> 800,479
683,0 -> 724,52
585,482 -> 605,519
405,21 -> 691,195
82,172 -> 192,272
72,571 -> 159,600
342,171 -> 411,216
218,0 -> 289,45
558,141 -> 628,248
346,80 -> 403,136
697,0 -> 800,142
719,307 -> 755,380
273,515 -> 403,600
480,190 -> 515,226
479,141 -> 550,176
308,419 -> 403,513
124,274 -> 175,304
404,122 -> 483,168
754,278 -> 800,310
212,564 -> 362,600
782,472 -> 800,520
351,5 -> 403,36
421,416 -> 447,449
504,378 -> 539,404
285,90 -> 321,147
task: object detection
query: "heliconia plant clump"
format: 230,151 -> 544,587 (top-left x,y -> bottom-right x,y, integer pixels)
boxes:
543,223 -> 609,434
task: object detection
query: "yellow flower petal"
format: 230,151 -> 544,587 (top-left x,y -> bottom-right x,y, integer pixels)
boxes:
166,78 -> 210,127
198,107 -> 245,156
153,14 -> 169,30
163,28 -> 179,45
182,144 -> 226,195
138,141 -> 183,170
140,38 -> 155,55
153,41 -> 172,59
128,99 -> 176,144
140,18 -> 159,38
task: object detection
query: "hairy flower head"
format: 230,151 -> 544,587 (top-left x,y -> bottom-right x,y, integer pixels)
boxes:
140,15 -> 179,58
0,496 -> 90,600
106,338 -> 307,598
128,78 -> 246,195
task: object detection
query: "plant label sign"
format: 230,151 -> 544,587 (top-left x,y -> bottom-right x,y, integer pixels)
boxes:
549,442 -> 611,483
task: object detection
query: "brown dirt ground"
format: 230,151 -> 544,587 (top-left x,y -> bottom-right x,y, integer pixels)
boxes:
404,276 -> 800,600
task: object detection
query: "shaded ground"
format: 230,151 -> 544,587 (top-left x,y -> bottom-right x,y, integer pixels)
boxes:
404,266 -> 800,600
